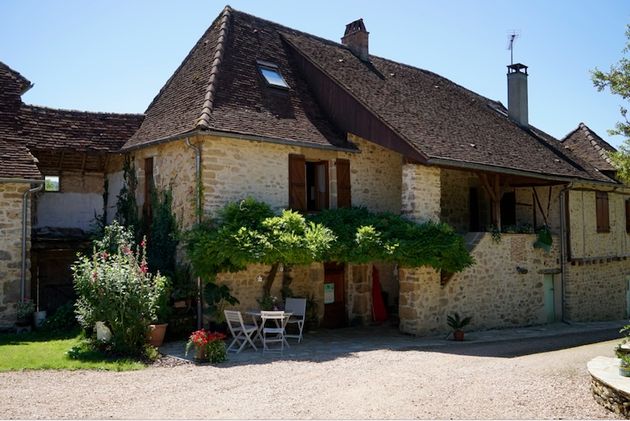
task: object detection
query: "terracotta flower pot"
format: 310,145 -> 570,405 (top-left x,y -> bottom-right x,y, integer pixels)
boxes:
453,330 -> 465,341
148,323 -> 168,347
194,347 -> 208,363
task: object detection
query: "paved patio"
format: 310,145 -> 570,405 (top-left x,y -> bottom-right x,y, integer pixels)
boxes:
160,319 -> 626,364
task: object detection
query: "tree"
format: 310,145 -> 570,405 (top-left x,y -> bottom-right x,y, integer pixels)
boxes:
592,24 -> 630,182
185,198 -> 335,297
185,199 -> 474,301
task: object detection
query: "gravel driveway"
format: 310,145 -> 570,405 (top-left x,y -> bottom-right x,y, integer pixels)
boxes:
0,332 -> 620,419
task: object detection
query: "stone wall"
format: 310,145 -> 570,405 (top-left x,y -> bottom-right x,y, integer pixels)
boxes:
564,259 -> 630,321
346,264 -> 372,325
0,183 -> 30,329
131,139 -> 197,231
568,188 -> 630,259
216,263 -> 325,320
401,164 -> 441,223
200,133 -> 402,217
398,233 -> 560,336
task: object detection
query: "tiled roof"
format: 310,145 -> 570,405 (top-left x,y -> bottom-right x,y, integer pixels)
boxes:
124,7 -> 350,150
0,139 -> 40,180
281,30 -> 612,183
561,123 -> 617,173
18,105 -> 143,153
1,61 -> 142,178
127,7 -> 612,183
0,61 -> 32,94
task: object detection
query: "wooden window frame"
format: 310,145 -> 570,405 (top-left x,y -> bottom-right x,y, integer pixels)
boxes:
336,158 -> 351,209
596,191 -> 610,233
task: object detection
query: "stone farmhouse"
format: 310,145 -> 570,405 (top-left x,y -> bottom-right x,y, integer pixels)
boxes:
1,6 -> 629,335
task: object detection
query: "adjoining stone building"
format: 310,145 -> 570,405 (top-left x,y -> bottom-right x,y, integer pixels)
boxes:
0,62 -> 142,329
1,7 -> 629,335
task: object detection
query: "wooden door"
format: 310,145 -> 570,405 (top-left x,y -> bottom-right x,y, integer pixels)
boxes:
543,274 -> 555,323
322,263 -> 346,328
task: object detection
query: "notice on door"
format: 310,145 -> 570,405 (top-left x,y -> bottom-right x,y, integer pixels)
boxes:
324,283 -> 335,304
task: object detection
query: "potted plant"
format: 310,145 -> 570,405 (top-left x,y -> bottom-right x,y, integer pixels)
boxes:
305,293 -> 319,332
257,294 -> 279,311
620,354 -> 630,377
16,300 -> 35,328
205,283 -> 239,332
185,329 -> 227,363
447,312 -> 472,341
148,275 -> 172,347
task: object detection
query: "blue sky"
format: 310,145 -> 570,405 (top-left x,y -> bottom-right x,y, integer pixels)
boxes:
1,1 -> 629,147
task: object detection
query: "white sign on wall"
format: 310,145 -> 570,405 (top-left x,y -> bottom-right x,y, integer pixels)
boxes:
324,283 -> 335,304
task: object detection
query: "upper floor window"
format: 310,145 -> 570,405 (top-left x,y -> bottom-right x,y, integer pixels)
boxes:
288,155 -> 351,212
257,61 -> 289,89
625,199 -> 630,234
596,191 -> 610,233
44,175 -> 60,192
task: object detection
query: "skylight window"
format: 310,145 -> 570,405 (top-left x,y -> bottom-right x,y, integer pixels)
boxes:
257,62 -> 289,89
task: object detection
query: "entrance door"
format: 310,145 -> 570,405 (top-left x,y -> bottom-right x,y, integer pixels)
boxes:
543,274 -> 556,323
626,278 -> 630,318
322,263 -> 346,328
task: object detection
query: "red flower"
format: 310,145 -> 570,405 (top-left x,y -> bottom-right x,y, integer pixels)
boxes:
140,261 -> 148,274
140,239 -> 146,248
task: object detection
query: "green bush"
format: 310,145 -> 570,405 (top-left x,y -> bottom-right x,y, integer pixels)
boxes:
41,302 -> 79,333
73,222 -> 169,357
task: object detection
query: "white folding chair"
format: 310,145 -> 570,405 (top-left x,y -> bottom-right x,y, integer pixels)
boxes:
260,311 -> 290,354
284,297 -> 306,343
224,310 -> 258,353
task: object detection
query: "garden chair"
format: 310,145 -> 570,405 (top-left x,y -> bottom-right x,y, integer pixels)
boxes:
260,310 -> 290,354
224,310 -> 258,353
284,297 -> 306,343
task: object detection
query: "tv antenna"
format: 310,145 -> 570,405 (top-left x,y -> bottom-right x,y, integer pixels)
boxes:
506,31 -> 520,65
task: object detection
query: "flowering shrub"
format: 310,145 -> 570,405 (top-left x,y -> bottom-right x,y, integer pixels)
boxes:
185,329 -> 227,363
73,222 -> 170,356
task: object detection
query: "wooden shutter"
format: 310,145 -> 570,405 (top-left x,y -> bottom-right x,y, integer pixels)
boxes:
288,154 -> 306,211
336,158 -> 351,208
626,199 -> 630,234
596,191 -> 610,233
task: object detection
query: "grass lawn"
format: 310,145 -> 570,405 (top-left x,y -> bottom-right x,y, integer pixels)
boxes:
0,330 -> 145,371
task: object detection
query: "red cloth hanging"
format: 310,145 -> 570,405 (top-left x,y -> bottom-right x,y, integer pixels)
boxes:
372,266 -> 388,322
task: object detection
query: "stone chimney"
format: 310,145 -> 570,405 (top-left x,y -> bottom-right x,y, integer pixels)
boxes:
507,63 -> 528,126
341,19 -> 369,61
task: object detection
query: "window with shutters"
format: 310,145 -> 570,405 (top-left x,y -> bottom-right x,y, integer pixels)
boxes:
288,154 -> 341,212
596,191 -> 610,233
626,199 -> 630,234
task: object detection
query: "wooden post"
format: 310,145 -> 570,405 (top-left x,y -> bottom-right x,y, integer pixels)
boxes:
479,173 -> 502,231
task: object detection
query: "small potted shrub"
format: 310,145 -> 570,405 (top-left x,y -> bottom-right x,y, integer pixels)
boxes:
205,283 -> 239,332
620,354 -> 630,377
185,329 -> 227,363
16,300 -> 35,328
447,312 -> 472,341
148,275 -> 172,348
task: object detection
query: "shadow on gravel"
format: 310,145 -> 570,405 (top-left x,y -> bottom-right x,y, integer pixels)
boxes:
161,325 -> 622,367
402,328 -> 621,359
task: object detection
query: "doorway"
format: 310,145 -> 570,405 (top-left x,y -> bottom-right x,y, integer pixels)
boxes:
543,274 -> 562,323
321,262 -> 346,328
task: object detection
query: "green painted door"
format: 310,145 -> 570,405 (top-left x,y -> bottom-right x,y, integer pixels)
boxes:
543,274 -> 555,323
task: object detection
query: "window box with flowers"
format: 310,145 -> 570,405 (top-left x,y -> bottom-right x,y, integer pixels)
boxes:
185,329 -> 227,363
